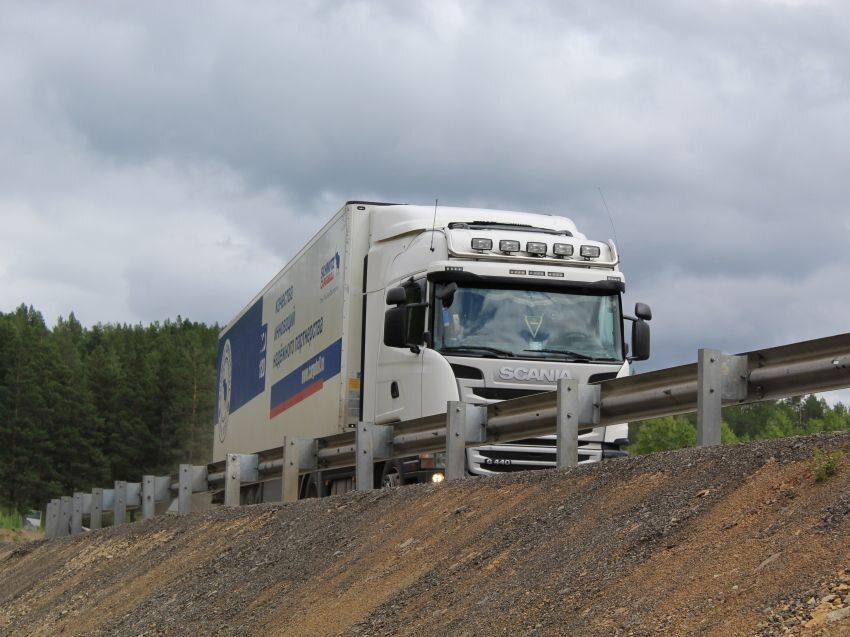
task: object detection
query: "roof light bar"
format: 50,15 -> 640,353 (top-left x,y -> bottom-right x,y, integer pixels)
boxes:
553,243 -> 573,257
499,240 -> 520,254
580,245 -> 601,259
526,241 -> 547,256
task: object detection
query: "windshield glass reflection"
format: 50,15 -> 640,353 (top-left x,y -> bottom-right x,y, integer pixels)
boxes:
433,284 -> 623,362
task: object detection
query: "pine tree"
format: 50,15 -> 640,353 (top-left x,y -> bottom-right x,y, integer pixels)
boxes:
45,314 -> 110,494
0,306 -> 54,511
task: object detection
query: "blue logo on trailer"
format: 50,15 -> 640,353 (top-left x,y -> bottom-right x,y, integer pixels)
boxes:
215,299 -> 267,429
320,252 -> 340,289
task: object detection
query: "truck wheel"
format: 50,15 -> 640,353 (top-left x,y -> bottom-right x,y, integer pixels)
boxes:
381,461 -> 405,488
243,484 -> 262,505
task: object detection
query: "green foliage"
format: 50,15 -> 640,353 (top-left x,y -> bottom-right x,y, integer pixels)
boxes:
0,306 -> 218,513
721,421 -> 739,444
810,448 -> 844,482
630,416 -> 696,454
0,509 -> 22,530
630,394 -> 850,456
761,410 -> 796,439
630,417 -> 739,455
0,306 -> 55,512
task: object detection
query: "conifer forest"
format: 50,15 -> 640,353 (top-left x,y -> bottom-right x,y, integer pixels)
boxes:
0,305 -> 218,513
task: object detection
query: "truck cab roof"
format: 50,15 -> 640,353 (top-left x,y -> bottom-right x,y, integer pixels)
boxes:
348,202 -> 584,243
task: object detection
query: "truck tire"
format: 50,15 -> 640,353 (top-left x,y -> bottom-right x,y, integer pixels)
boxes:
381,461 -> 405,488
329,478 -> 354,495
301,474 -> 323,499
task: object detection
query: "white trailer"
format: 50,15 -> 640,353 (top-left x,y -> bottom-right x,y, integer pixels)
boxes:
214,209 -> 367,461
214,201 -> 651,498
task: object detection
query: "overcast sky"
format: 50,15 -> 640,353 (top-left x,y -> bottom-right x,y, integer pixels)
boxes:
1,1 -> 848,398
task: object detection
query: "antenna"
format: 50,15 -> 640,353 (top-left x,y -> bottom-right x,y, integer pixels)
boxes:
429,198 -> 439,252
597,188 -> 620,258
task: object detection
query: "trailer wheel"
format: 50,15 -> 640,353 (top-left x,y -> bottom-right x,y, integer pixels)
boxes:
301,474 -> 322,499
329,478 -> 354,495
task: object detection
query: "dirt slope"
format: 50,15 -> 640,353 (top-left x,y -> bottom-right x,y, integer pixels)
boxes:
2,432 -> 850,637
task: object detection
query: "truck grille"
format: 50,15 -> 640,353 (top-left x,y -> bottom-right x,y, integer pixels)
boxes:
471,388 -> 546,400
482,448 -> 554,463
469,437 -> 601,475
476,447 -> 593,471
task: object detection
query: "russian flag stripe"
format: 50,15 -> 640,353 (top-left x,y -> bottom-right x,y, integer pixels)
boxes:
269,339 -> 342,417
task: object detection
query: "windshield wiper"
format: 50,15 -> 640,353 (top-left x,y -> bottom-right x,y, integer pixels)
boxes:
441,345 -> 515,358
522,348 -> 593,362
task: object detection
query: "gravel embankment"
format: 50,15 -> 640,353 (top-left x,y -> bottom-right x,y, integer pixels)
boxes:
2,432 -> 850,636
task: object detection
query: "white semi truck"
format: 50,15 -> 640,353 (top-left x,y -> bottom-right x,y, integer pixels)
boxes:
214,201 -> 651,498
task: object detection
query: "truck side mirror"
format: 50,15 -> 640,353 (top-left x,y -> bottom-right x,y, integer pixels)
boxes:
384,304 -> 427,351
635,302 -> 652,321
406,305 -> 426,347
631,319 -> 650,361
384,306 -> 408,347
386,287 -> 406,306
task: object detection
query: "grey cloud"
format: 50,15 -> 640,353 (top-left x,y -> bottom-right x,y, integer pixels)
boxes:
1,0 -> 849,400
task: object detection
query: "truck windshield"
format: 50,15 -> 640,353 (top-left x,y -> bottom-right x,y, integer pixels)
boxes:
433,284 -> 623,362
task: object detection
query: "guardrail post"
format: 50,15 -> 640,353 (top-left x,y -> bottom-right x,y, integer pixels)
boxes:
178,464 -> 192,514
356,422 -> 375,492
445,402 -> 486,481
90,488 -> 103,530
71,493 -> 83,535
43,501 -> 52,539
176,465 -> 208,514
225,454 -> 241,506
281,439 -> 317,502
446,402 -> 466,480
281,440 -> 299,502
556,378 -> 580,468
42,501 -> 50,539
356,422 -> 392,491
697,348 -> 723,446
114,481 -> 127,525
142,475 -> 155,520
58,496 -> 72,537
46,499 -> 59,539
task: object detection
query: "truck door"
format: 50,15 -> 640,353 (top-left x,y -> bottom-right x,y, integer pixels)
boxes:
374,278 -> 426,423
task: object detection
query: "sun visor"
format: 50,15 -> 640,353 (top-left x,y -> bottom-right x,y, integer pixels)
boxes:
426,270 -> 625,293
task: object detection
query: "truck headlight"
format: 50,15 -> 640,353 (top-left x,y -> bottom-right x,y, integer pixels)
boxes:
580,245 -> 601,259
471,238 -> 492,251
431,472 -> 445,483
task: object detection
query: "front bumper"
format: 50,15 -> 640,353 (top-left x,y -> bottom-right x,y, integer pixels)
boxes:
467,434 -> 628,476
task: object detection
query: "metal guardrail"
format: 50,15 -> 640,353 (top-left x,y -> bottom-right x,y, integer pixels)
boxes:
43,332 -> 850,538
274,333 -> 850,486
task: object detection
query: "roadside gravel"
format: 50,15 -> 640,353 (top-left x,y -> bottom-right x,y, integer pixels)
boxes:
2,432 -> 849,636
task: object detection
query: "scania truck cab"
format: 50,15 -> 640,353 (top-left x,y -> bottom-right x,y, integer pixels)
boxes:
363,203 -> 651,485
